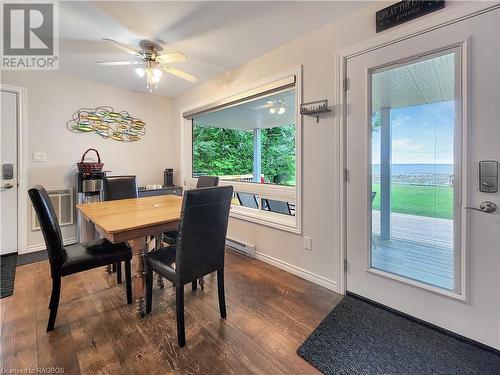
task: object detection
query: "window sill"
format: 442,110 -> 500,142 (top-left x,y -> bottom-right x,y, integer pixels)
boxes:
229,205 -> 301,234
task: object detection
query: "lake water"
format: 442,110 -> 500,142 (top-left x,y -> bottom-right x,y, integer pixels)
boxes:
372,164 -> 454,175
372,164 -> 454,186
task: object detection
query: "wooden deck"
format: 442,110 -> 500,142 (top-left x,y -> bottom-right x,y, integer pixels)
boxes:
371,211 -> 454,290
0,249 -> 341,374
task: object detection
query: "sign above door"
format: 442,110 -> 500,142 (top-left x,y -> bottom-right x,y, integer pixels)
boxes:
376,1 -> 445,33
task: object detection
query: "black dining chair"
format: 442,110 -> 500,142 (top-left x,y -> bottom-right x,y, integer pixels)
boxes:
103,175 -> 138,201
144,185 -> 233,347
163,176 -> 219,245
103,175 -> 138,278
28,185 -> 132,332
196,175 -> 220,188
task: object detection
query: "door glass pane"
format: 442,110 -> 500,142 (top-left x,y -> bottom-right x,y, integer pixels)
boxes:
370,51 -> 457,291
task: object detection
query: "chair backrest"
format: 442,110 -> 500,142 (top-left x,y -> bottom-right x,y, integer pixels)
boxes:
176,186 -> 233,284
265,199 -> 292,215
28,185 -> 64,277
103,175 -> 138,201
236,192 -> 258,209
196,175 -> 219,188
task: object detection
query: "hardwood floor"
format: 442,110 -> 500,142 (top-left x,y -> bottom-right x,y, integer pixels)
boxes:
0,249 -> 342,374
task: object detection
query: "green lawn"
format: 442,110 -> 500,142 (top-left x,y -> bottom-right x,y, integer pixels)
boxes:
372,183 -> 453,220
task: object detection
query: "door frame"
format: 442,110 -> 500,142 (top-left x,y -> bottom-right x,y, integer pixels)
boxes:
335,2 -> 499,295
1,84 -> 28,255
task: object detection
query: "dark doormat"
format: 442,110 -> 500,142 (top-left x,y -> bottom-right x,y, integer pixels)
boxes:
297,296 -> 500,375
1,254 -> 17,298
17,249 -> 48,266
0,250 -> 48,299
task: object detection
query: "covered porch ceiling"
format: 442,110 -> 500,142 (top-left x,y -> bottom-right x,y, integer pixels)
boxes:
192,89 -> 295,130
371,52 -> 455,113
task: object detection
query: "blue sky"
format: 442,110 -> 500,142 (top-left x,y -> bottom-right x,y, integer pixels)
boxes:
372,100 -> 455,165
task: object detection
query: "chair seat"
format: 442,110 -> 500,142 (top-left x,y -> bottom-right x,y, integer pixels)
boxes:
61,239 -> 132,276
163,230 -> 178,245
145,245 -> 176,282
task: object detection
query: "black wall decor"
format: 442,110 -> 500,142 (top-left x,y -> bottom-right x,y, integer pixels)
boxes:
376,1 -> 445,33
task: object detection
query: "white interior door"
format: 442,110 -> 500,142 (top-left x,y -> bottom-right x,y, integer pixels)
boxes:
1,90 -> 18,255
346,8 -> 500,349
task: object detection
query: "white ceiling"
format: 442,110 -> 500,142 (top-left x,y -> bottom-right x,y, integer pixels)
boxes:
59,1 -> 367,98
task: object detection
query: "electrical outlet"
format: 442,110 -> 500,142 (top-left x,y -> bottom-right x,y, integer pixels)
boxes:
33,152 -> 47,162
304,236 -> 312,251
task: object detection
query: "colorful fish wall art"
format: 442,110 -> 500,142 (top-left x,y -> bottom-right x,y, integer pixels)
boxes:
66,106 -> 146,142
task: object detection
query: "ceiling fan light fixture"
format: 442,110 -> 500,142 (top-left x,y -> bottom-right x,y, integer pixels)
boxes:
269,107 -> 276,114
135,67 -> 145,77
152,67 -> 162,78
99,38 -> 198,92
278,107 -> 286,115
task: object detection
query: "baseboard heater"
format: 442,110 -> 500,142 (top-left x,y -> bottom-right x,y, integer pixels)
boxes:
226,238 -> 256,258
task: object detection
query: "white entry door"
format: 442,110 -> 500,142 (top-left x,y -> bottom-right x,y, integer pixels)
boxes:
1,90 -> 18,255
346,8 -> 500,349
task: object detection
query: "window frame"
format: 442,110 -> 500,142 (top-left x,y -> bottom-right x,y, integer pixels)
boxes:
180,67 -> 302,233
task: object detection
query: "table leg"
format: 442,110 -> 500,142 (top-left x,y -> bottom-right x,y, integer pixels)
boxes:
128,237 -> 147,318
154,234 -> 165,288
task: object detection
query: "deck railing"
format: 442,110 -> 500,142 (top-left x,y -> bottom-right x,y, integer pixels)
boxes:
219,174 -> 256,182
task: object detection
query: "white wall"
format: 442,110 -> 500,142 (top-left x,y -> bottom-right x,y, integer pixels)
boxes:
0,0 -> 470,284
1,71 -> 173,251
168,2 -> 385,290
169,1 -> 468,291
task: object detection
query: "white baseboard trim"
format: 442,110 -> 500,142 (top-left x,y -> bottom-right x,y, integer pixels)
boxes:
254,251 -> 338,292
24,237 -> 78,254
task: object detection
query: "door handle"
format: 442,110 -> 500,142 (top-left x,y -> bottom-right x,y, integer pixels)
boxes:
465,201 -> 497,213
0,183 -> 14,191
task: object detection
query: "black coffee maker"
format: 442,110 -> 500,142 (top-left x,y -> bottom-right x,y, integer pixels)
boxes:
164,169 -> 174,187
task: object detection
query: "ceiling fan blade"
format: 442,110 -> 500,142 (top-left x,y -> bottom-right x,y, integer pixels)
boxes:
161,65 -> 198,82
96,61 -> 141,66
102,38 -> 141,57
156,51 -> 187,64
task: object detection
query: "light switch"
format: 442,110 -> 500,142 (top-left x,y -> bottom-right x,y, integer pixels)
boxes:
304,236 -> 312,251
33,152 -> 47,162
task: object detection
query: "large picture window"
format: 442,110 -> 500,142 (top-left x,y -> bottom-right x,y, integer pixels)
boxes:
192,88 -> 296,186
182,70 -> 301,232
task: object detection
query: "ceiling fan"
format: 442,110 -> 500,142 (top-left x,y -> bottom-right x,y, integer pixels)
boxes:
255,99 -> 287,115
97,38 -> 198,92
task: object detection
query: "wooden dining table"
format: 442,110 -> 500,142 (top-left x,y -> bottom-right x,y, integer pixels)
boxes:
77,195 -> 183,317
